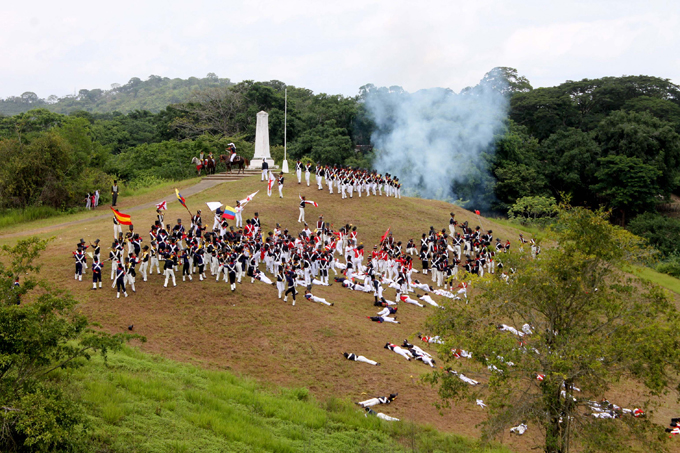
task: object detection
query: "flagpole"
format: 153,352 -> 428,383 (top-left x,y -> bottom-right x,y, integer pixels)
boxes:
282,87 -> 289,174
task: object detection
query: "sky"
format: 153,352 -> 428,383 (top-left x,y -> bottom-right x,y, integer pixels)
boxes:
0,0 -> 678,99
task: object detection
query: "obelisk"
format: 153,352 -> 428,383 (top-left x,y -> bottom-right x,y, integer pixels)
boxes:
250,111 -> 275,169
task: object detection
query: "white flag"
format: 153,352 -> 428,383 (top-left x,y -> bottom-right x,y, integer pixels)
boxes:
206,201 -> 223,212
239,191 -> 259,206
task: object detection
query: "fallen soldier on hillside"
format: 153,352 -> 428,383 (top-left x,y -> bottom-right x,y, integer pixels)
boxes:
357,393 -> 398,407
343,352 -> 380,366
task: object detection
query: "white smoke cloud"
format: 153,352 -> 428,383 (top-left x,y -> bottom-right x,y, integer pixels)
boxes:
365,74 -> 508,208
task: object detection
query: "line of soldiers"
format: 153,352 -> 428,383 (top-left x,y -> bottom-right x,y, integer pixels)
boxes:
292,161 -> 402,199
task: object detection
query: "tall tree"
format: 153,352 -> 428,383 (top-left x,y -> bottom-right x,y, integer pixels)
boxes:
0,238 -> 136,451
426,206 -> 680,453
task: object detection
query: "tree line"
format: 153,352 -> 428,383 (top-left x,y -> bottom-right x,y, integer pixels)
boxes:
1,71 -> 679,265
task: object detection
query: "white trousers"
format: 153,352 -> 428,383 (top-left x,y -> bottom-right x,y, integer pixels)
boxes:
164,269 -> 176,287
353,355 -> 378,366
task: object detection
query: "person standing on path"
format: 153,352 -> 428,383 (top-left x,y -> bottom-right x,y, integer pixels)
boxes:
111,180 -> 119,207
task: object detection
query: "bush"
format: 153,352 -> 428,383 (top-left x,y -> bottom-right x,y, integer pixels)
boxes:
628,212 -> 680,258
656,255 -> 680,278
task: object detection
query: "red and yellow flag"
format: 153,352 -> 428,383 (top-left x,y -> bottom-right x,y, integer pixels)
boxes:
110,207 -> 132,225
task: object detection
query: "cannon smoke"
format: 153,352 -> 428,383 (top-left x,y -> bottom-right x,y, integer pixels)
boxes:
365,76 -> 508,209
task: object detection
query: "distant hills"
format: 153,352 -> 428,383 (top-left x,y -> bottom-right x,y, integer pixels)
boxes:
0,74 -> 232,116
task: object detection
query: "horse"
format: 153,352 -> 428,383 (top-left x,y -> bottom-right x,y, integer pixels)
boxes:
220,154 -> 250,174
204,157 -> 216,175
191,157 -> 203,176
192,157 -> 216,175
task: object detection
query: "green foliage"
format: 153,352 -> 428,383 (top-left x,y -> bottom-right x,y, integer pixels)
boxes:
425,206 -> 680,453
593,110 -> 680,201
591,155 -> 662,222
106,135 -> 252,182
510,75 -> 680,140
628,212 -> 680,257
289,120 -> 354,165
655,255 -> 680,278
0,75 -> 233,116
497,79 -> 680,219
507,196 -> 557,226
0,206 -> 79,230
0,238 -> 137,451
0,129 -> 113,209
67,346 -> 509,453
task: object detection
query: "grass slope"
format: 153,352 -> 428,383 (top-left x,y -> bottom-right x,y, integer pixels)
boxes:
57,345 -> 509,453
1,176 -> 534,450
5,175 -> 680,451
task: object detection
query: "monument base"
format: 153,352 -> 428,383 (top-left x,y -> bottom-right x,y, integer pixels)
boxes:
248,158 -> 276,171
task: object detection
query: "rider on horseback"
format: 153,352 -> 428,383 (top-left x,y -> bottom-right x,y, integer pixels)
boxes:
227,143 -> 237,163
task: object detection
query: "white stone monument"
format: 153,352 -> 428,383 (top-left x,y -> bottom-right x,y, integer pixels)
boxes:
249,111 -> 275,170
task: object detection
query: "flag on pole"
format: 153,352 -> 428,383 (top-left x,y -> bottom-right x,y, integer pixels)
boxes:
239,191 -> 259,206
380,227 -> 391,244
155,201 -> 167,210
475,210 -> 481,216
267,172 -> 275,197
110,207 -> 132,226
221,206 -> 236,220
175,189 -> 187,208
299,195 -> 318,207
206,201 -> 223,212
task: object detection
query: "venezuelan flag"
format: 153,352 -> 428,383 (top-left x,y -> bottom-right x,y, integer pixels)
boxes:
175,188 -> 187,208
110,207 -> 132,225
221,206 -> 236,220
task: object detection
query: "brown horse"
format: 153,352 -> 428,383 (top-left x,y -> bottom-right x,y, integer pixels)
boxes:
204,158 -> 216,175
220,154 -> 250,174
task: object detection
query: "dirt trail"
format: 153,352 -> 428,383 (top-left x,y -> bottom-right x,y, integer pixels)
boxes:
0,179 -> 225,239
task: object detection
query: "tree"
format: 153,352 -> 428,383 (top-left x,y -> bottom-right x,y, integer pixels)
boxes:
538,128 -> 602,206
591,155 -> 662,225
0,237 -> 137,451
289,120 -> 353,165
593,110 -> 680,201
426,206 -> 680,453
171,87 -> 246,138
628,212 -> 680,258
508,195 -> 558,226
479,67 -> 533,96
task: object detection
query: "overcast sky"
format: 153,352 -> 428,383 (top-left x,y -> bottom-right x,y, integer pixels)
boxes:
1,0 -> 677,99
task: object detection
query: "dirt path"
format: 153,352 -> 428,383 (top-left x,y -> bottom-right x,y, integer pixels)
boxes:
0,179 -> 226,239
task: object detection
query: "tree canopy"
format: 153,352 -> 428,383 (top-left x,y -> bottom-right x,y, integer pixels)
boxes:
426,206 -> 680,452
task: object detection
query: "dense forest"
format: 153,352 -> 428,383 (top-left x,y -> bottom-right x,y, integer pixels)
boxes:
1,70 -> 679,272
0,74 -> 233,116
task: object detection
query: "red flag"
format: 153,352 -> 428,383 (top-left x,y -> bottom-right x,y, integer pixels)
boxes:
380,227 -> 390,243
475,210 -> 481,216
267,173 -> 275,197
299,195 -> 318,207
110,207 -> 132,226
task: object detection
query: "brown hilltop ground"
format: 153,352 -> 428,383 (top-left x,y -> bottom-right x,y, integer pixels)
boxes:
2,175 -> 678,452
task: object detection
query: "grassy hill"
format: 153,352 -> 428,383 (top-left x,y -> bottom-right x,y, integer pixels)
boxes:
57,344 -> 510,453
0,74 -> 232,116
2,175 -> 679,452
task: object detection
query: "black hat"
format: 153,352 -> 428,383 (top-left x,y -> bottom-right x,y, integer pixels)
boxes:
95,239 -> 100,243
80,238 -> 85,243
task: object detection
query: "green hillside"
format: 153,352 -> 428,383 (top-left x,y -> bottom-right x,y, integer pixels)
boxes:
0,74 -> 232,116
63,345 -> 510,453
